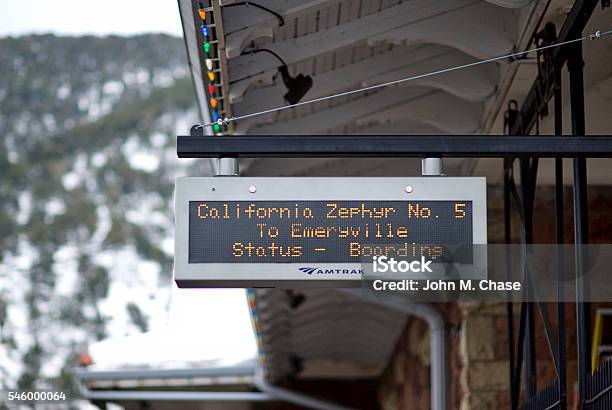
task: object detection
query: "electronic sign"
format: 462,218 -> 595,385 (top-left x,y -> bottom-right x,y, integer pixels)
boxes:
174,177 -> 487,287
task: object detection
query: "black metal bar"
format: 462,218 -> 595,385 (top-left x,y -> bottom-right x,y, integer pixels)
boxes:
177,135 -> 612,158
510,0 -> 600,135
536,299 -> 561,374
554,60 -> 568,410
568,40 -> 591,410
524,288 -> 537,400
513,302 -> 528,407
521,158 -> 537,399
527,159 -> 539,211
504,159 -> 518,410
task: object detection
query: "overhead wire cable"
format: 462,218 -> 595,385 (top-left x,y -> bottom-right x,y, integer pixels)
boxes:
202,29 -> 612,128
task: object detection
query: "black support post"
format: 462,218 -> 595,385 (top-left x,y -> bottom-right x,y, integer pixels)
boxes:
568,40 -> 591,410
510,0 -> 601,136
521,157 -> 538,399
504,159 -> 517,410
554,61 -> 567,410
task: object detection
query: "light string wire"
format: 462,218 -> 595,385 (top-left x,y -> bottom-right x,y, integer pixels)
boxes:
203,29 -> 612,128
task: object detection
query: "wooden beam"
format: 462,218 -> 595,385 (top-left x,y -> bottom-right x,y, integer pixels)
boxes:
356,91 -> 482,134
366,1 -> 516,60
222,0 -> 336,34
240,88 -> 481,134
236,87 -> 436,134
222,0 -> 534,34
231,44 -> 498,112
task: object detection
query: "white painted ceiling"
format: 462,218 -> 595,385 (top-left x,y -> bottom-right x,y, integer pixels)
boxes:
224,0 -> 522,135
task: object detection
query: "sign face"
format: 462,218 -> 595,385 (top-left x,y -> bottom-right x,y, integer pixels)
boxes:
174,177 -> 487,287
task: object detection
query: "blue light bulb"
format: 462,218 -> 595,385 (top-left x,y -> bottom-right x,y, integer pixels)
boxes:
201,23 -> 208,37
212,111 -> 219,122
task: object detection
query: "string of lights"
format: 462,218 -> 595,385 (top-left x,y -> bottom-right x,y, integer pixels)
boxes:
197,2 -> 225,133
247,289 -> 268,372
199,28 -> 611,129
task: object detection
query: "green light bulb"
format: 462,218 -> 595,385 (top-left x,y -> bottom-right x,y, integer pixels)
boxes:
203,42 -> 211,53
213,123 -> 221,132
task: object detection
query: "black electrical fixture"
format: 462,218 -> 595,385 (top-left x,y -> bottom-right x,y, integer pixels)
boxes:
241,48 -> 313,105
278,65 -> 314,105
285,290 -> 306,310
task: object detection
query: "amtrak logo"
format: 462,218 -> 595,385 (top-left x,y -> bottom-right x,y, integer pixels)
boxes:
298,267 -> 363,275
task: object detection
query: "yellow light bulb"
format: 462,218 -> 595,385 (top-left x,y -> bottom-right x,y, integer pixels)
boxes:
208,71 -> 215,81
